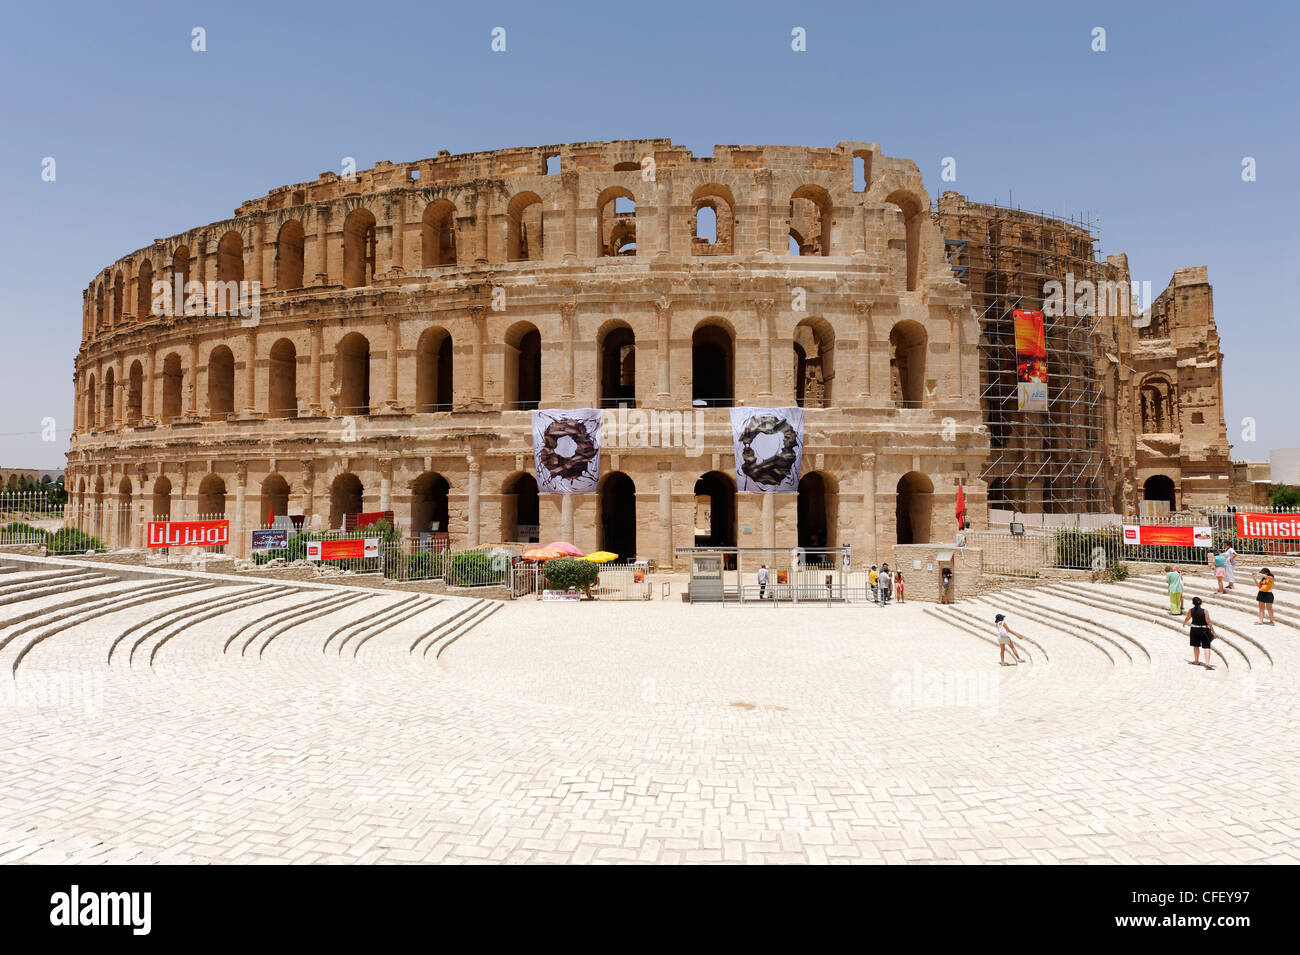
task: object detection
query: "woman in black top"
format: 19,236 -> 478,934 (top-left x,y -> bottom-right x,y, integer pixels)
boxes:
1182,596 -> 1217,669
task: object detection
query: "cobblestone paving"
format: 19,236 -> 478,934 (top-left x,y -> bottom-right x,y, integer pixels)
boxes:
1,560 -> 1296,864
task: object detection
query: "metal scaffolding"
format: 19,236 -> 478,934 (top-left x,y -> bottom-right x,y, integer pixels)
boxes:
935,197 -> 1108,513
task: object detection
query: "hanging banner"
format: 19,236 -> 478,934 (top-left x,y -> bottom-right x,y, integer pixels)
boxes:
250,528 -> 288,552
147,520 -> 229,548
1122,524 -> 1212,547
1236,512 -> 1300,539
730,407 -> 804,492
533,409 -> 601,494
1014,309 -> 1048,412
306,538 -> 379,561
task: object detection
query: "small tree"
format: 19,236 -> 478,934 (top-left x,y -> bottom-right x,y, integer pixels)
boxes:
544,557 -> 600,598
1269,484 -> 1300,509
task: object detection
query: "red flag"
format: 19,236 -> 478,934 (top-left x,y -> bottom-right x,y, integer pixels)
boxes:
955,480 -> 967,531
267,504 -> 274,528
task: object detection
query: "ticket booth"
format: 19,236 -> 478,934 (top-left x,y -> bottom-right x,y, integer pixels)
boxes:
688,552 -> 725,603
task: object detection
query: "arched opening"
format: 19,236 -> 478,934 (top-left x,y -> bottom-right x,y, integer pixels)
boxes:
136,259 -> 153,317
329,473 -> 364,529
117,477 -> 133,547
794,317 -> 835,408
93,477 -> 105,539
692,322 -> 734,407
896,471 -> 934,545
416,327 -> 453,411
889,321 -> 927,408
86,373 -> 98,428
1139,376 -> 1175,433
162,352 -> 183,421
599,472 -> 637,561
599,323 -> 636,407
216,230 -> 244,283
506,192 -> 543,261
171,246 -> 191,308
95,283 -> 105,331
127,361 -> 143,425
598,187 -> 636,257
505,323 -> 541,409
342,208 -> 377,288
152,476 -> 172,522
789,185 -> 832,256
693,471 -> 737,547
276,220 -> 305,290
198,474 -> 227,519
1143,474 -> 1177,510
207,345 -> 235,417
884,190 -> 925,291
102,367 -> 115,425
691,185 -> 734,255
336,332 -> 371,415
268,338 -> 298,417
798,471 -> 835,550
260,473 -> 290,526
410,472 -> 450,536
112,272 -> 124,324
421,199 -> 458,267
501,472 -> 539,543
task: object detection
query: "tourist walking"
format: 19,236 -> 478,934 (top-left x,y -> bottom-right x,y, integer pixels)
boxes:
993,613 -> 1024,665
940,568 -> 953,604
880,564 -> 893,604
1182,596 -> 1217,669
1212,549 -> 1226,593
869,565 -> 879,603
1255,567 -> 1276,625
896,570 -> 905,603
1223,544 -> 1237,590
758,563 -> 769,599
1165,565 -> 1184,615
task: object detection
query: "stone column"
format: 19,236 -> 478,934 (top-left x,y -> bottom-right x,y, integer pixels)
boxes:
856,302 -> 873,401
379,457 -> 393,512
249,215 -> 264,287
755,170 -> 773,254
193,234 -> 207,313
114,358 -> 125,428
658,463 -> 673,569
474,182 -> 489,264
186,336 -> 199,417
309,319 -> 323,413
949,305 -> 964,399
144,348 -> 156,421
386,314 -> 400,410
470,305 -> 486,405
762,492 -> 775,549
390,193 -> 406,272
300,459 -> 316,530
561,491 -> 574,544
756,298 -> 775,401
234,461 -> 248,558
562,171 -> 579,259
467,455 -> 482,547
861,451 -> 877,561
656,168 -> 673,257
313,205 -> 330,285
654,295 -> 671,403
560,301 -> 576,402
242,327 -> 257,415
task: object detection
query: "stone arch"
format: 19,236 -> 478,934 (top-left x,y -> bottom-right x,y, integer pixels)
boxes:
328,472 -> 364,529
506,192 -> 543,261
86,372 -> 98,428
599,471 -> 637,560
103,366 -> 115,425
269,338 -> 298,417
410,471 -> 450,535
790,184 -> 832,256
216,230 -> 244,283
889,320 -> 927,407
798,470 -> 839,550
136,259 -> 154,317
692,319 -> 734,407
152,476 -> 172,521
884,189 -> 926,291
1143,474 -> 1176,509
276,219 -> 305,290
421,199 -> 458,267
504,321 -> 541,409
112,271 -> 124,324
501,471 -> 539,543
342,208 -> 377,288
693,470 -> 737,546
117,476 -> 133,547
1139,374 -> 1176,433
896,471 -> 934,545
95,283 -> 105,331
335,332 -> 371,415
794,316 -> 835,408
171,245 -> 191,302
161,352 -> 183,421
598,320 -> 636,407
198,473 -> 227,518
207,345 -> 235,417
260,473 -> 290,525
416,326 -> 453,411
126,360 -> 144,425
597,186 -> 636,257
691,184 -> 734,255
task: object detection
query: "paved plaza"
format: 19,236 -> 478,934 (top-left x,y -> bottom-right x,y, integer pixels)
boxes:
1,557 -> 1297,864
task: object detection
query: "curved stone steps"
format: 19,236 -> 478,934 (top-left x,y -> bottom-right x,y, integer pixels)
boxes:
1046,583 -> 1260,672
144,586 -> 307,665
406,599 -> 499,660
430,602 -> 502,661
118,585 -> 288,667
1,579 -> 211,673
941,604 -> 1051,665
408,599 -> 491,656
965,594 -> 1126,669
105,583 -> 279,665
922,606 -> 1039,674
0,568 -> 92,595
224,591 -> 352,656
0,573 -> 119,610
253,592 -> 376,659
1121,576 -> 1300,631
1006,590 -> 1154,665
322,594 -> 423,655
338,595 -> 439,660
0,578 -> 196,651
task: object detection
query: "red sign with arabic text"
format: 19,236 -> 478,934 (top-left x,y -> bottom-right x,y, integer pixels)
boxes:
147,520 -> 230,548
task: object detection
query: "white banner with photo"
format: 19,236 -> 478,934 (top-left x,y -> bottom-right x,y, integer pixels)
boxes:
730,407 -> 804,493
533,408 -> 601,494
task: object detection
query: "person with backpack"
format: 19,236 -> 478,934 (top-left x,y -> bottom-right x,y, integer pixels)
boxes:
1212,549 -> 1227,594
1182,596 -> 1217,669
993,613 -> 1024,665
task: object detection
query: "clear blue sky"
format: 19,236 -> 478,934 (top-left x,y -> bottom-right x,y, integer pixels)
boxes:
2,0 -> 1295,471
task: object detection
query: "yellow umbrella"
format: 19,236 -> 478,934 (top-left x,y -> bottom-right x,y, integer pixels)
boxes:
580,550 -> 619,563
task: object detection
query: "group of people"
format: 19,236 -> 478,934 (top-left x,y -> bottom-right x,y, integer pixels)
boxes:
1165,557 -> 1278,670
868,564 -> 904,604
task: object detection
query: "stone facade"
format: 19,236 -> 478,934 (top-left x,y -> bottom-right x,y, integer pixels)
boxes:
67,139 -> 990,566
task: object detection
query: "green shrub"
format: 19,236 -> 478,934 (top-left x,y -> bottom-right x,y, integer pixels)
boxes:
544,557 -> 600,597
48,527 -> 104,554
406,550 -> 443,581
0,521 -> 48,543
444,551 -> 498,587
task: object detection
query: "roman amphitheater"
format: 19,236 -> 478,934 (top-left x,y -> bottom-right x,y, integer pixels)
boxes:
66,138 -> 1231,566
